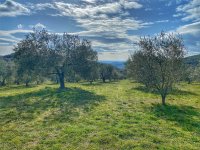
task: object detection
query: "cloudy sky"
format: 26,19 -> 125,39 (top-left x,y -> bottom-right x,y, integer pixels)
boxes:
0,0 -> 199,61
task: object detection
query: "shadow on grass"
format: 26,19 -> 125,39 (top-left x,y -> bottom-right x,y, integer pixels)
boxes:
133,86 -> 198,96
0,84 -> 37,91
81,80 -> 119,86
0,87 -> 106,124
81,82 -> 104,86
151,104 -> 200,133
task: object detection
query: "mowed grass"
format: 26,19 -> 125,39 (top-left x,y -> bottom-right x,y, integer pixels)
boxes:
0,80 -> 200,150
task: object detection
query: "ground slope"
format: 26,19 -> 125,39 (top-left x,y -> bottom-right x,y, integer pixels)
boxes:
0,80 -> 200,149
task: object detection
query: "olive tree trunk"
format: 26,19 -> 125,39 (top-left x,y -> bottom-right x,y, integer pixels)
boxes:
161,94 -> 166,105
102,77 -> 106,83
57,70 -> 65,89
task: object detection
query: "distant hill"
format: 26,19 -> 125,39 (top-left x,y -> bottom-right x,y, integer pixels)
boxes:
0,53 -> 14,61
99,61 -> 125,69
184,54 -> 200,67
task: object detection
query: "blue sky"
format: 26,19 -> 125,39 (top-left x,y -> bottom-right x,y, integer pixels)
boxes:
0,0 -> 199,61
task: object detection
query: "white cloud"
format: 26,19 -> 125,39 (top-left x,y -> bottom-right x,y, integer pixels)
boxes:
54,1 -> 142,17
176,21 -> 200,36
0,37 -> 18,43
68,15 -> 143,58
176,0 -> 200,21
0,45 -> 14,55
167,21 -> 200,55
27,2 -> 55,11
81,0 -> 97,4
0,0 -> 30,17
29,23 -> 46,30
172,0 -> 200,56
98,51 -> 130,61
156,20 -> 169,23
54,2 -> 121,17
0,29 -> 32,44
0,29 -> 32,38
121,0 -> 142,9
17,24 -> 23,29
92,39 -> 138,51
50,0 -> 145,60
0,29 -> 33,56
92,39 -> 139,61
34,23 -> 46,29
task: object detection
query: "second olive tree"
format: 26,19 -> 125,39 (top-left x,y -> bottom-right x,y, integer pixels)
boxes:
127,32 -> 185,105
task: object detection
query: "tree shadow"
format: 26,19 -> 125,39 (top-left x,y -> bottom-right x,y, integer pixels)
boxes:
81,82 -> 104,86
81,80 -> 119,86
151,104 -> 200,133
0,85 -> 37,91
0,87 -> 106,125
133,86 -> 198,96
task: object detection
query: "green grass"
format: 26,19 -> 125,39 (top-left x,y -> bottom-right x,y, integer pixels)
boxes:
0,80 -> 200,150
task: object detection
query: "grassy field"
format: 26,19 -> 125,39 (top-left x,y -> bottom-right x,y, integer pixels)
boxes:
0,80 -> 200,149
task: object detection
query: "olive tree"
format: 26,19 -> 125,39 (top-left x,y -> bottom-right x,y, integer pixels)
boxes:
193,63 -> 200,82
14,29 -> 97,89
81,62 -> 99,84
127,32 -> 185,105
99,63 -> 115,83
0,59 -> 14,86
